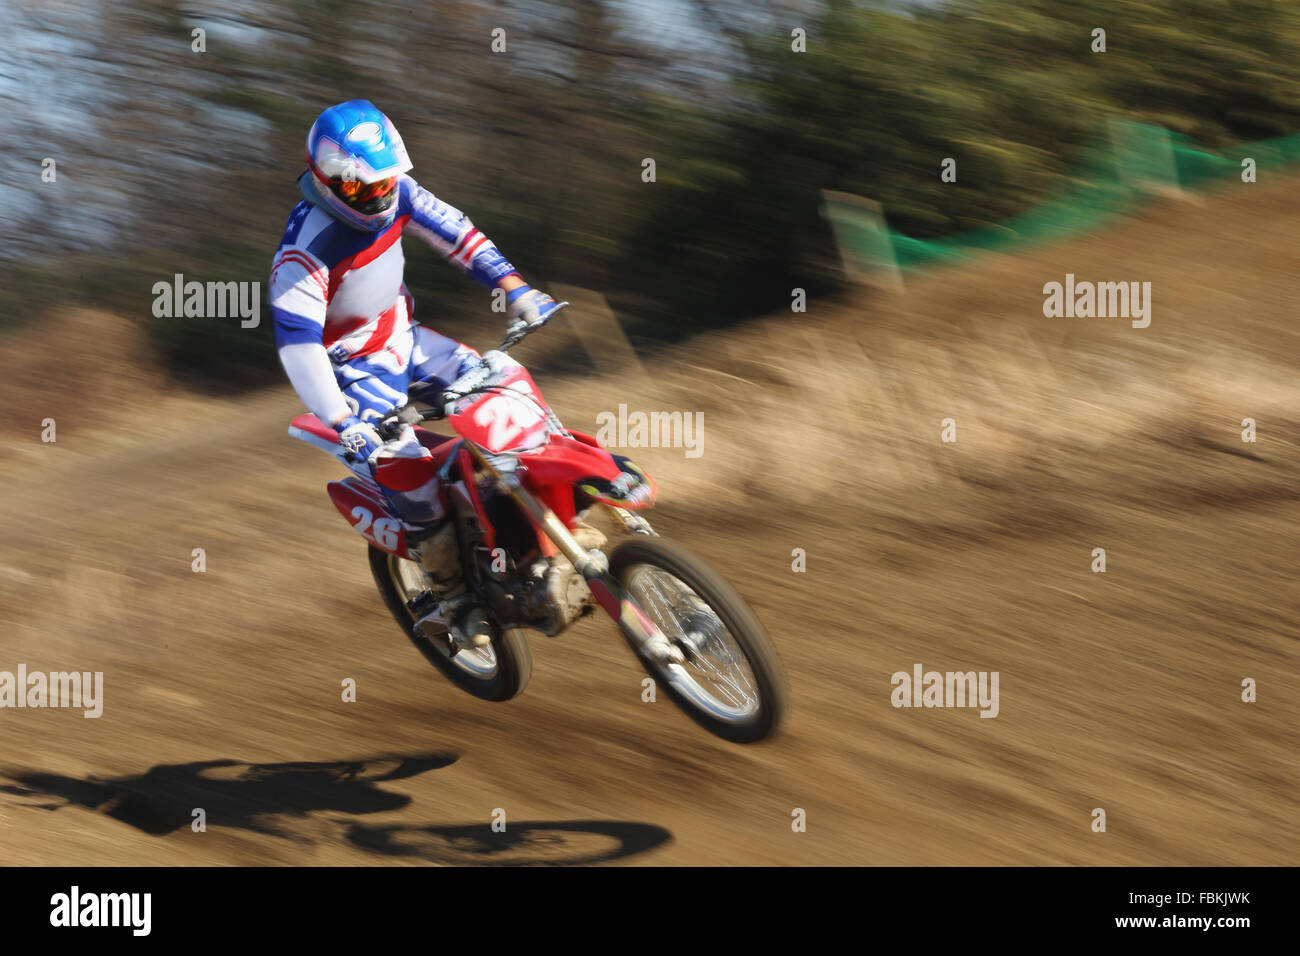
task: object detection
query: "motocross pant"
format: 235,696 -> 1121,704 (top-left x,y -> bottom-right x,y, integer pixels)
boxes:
335,323 -> 482,524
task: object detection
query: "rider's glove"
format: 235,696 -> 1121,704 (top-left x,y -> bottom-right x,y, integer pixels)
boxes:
334,415 -> 383,463
505,285 -> 561,337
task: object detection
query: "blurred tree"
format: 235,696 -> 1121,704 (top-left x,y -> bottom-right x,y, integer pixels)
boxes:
8,0 -> 1300,387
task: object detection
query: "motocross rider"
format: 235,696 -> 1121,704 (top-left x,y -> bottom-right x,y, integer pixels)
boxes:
270,100 -> 562,635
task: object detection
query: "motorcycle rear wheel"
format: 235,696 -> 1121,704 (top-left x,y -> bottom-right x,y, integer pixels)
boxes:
369,546 -> 532,702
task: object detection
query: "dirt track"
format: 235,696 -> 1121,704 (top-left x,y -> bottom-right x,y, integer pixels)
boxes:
1,178 -> 1298,865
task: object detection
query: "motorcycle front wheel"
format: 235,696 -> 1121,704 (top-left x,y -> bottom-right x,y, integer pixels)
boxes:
609,536 -> 787,743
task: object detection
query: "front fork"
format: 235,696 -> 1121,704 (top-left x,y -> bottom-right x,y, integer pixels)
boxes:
469,447 -> 682,664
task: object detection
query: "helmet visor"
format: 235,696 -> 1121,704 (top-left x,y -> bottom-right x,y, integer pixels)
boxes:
332,175 -> 398,215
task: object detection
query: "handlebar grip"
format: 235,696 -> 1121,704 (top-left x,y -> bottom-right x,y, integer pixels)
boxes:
375,403 -> 424,441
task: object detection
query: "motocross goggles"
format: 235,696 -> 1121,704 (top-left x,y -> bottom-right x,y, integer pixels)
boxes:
330,175 -> 398,215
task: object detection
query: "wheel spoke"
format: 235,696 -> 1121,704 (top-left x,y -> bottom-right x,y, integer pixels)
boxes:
624,565 -> 760,721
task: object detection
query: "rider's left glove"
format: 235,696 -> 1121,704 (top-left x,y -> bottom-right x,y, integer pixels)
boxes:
505,285 -> 561,338
334,415 -> 384,463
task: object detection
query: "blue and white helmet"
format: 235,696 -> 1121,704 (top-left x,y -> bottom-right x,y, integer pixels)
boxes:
302,100 -> 413,232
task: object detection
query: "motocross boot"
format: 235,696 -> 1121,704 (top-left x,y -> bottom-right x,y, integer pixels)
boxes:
410,521 -> 461,592
407,522 -> 491,650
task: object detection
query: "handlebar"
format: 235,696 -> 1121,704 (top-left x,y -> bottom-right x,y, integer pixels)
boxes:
499,300 -> 569,352
373,301 -> 568,441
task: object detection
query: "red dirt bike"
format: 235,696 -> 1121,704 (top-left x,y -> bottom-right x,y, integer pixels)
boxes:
288,314 -> 786,743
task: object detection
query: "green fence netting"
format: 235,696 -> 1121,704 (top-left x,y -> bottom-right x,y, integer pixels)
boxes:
823,122 -> 1300,280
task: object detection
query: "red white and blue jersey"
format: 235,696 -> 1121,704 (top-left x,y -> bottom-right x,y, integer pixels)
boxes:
270,175 -> 517,424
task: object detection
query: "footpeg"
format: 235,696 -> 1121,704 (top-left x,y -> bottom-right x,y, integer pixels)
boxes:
406,590 -> 441,619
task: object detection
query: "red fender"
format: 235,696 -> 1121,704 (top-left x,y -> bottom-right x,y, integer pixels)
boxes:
327,478 -> 412,559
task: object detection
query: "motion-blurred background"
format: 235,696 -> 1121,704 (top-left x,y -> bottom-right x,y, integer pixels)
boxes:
9,0 -> 1300,383
0,0 -> 1297,865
